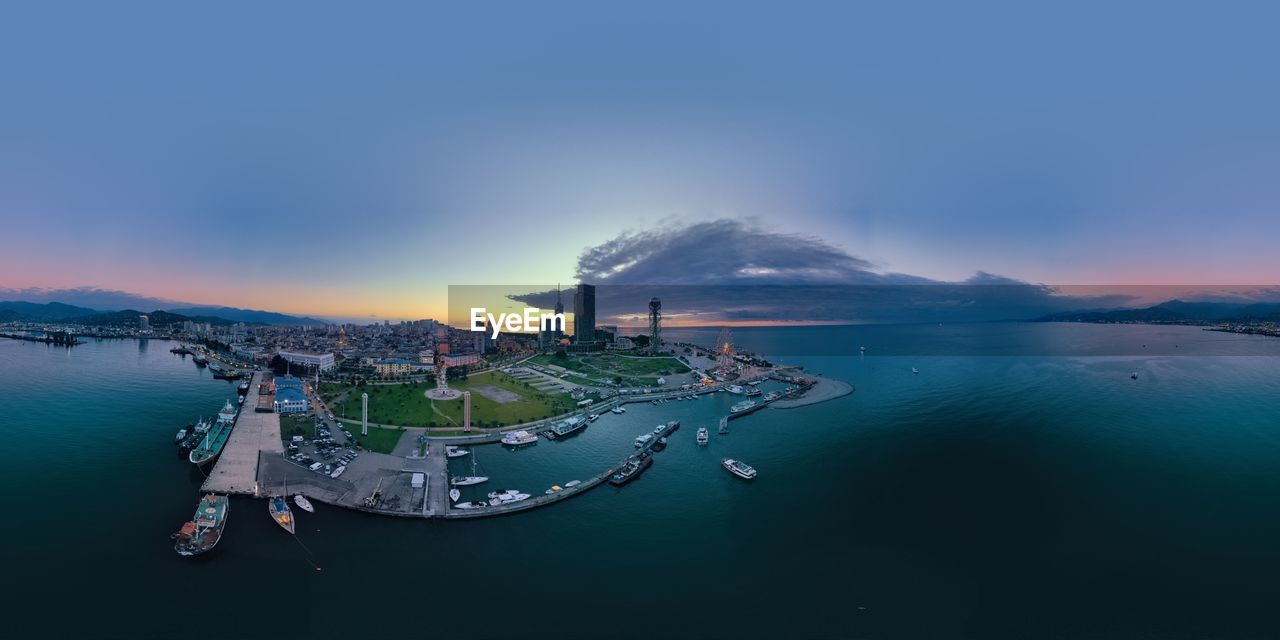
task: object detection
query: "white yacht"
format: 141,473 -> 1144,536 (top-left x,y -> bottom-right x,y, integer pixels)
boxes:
450,475 -> 488,486
634,433 -> 654,448
722,458 -> 757,480
293,495 -> 315,513
696,427 -> 709,445
726,385 -> 744,395
446,446 -> 470,458
500,430 -> 538,447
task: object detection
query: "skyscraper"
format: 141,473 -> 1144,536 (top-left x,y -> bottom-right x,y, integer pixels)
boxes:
574,284 -> 596,343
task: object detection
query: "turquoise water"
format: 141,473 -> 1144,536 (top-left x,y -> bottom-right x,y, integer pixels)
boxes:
2,325 -> 1280,638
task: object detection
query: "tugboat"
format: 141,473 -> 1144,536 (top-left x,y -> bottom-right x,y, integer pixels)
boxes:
609,452 -> 653,486
173,494 -> 229,556
722,458 -> 757,480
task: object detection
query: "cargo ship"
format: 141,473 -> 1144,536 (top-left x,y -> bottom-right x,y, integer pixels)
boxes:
173,494 -> 229,556
189,414 -> 234,466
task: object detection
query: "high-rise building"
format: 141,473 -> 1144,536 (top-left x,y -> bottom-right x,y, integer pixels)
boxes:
574,284 -> 596,343
138,314 -> 150,333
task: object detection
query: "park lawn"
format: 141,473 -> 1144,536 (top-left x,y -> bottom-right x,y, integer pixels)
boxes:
529,353 -> 689,385
279,415 -> 315,444
347,425 -> 405,454
320,371 -> 575,428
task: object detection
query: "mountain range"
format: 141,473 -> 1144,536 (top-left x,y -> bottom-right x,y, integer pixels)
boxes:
0,301 -> 325,326
1036,300 -> 1280,324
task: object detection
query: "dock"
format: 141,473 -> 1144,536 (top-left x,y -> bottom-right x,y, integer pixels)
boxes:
201,373 -> 282,495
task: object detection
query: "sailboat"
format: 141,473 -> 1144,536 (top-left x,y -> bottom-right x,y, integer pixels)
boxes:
450,452 -> 488,486
269,476 -> 296,534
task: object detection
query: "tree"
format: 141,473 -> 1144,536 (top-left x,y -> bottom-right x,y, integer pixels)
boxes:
269,355 -> 289,376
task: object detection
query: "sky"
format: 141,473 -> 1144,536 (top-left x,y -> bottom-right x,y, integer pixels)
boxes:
2,1 -> 1278,321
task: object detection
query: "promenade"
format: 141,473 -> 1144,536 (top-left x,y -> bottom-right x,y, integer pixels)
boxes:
202,373 -> 282,495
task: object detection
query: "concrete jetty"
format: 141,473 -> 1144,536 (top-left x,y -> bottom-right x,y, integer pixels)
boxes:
201,373 -> 282,495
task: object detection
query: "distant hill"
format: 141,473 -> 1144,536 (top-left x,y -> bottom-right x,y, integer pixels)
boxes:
1037,300 -> 1280,324
63,309 -> 232,328
0,300 -> 100,322
165,306 -> 324,326
1,299 -> 325,327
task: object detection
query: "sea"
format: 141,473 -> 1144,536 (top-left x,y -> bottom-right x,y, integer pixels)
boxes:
1,323 -> 1279,639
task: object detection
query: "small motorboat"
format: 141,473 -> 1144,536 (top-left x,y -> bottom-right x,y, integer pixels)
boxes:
696,427 -> 709,445
446,446 -> 470,458
449,488 -> 461,502
564,480 -> 582,488
1131,371 -> 1139,380
293,495 -> 315,513
912,367 -> 919,374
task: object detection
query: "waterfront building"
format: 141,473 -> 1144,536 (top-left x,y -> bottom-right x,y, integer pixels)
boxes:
138,314 -> 150,333
574,283 -> 596,343
273,375 -> 309,413
278,349 -> 336,372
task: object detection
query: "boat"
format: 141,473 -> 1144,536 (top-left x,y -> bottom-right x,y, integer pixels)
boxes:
451,455 -> 488,486
564,480 -> 582,488
487,490 -> 531,504
729,400 -> 758,415
269,495 -> 295,534
726,385 -> 744,395
454,502 -> 478,509
500,430 -> 538,447
330,465 -> 346,479
722,458 -> 757,480
746,388 -> 762,397
609,452 -> 653,486
550,417 -> 586,439
446,446 -> 470,458
651,437 -> 668,452
173,494 -> 229,556
588,413 -> 600,422
449,488 -> 460,503
192,355 -> 208,367
634,433 -> 653,448
179,417 -> 211,450
1131,371 -> 1139,380
217,399 -> 237,422
173,426 -> 188,444
912,367 -> 919,374
544,485 -> 563,494
860,345 -> 866,353
189,415 -> 234,466
237,380 -> 250,395
610,406 -> 624,414
696,427 -> 709,445
293,495 -> 314,513
237,396 -> 245,405
747,380 -> 761,386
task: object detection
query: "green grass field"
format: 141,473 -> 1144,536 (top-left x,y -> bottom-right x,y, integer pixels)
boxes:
346,425 -> 405,454
528,353 -> 689,386
279,415 -> 314,444
319,371 -> 576,428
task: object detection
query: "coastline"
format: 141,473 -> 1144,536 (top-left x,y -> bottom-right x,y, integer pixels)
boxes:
769,375 -> 853,409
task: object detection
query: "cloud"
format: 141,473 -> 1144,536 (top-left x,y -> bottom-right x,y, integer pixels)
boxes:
575,218 -> 930,285
511,218 -> 1138,324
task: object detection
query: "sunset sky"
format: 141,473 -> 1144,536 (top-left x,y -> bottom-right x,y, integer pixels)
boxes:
2,1 -> 1278,321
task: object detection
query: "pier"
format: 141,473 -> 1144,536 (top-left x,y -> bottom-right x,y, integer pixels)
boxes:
201,372 -> 282,495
